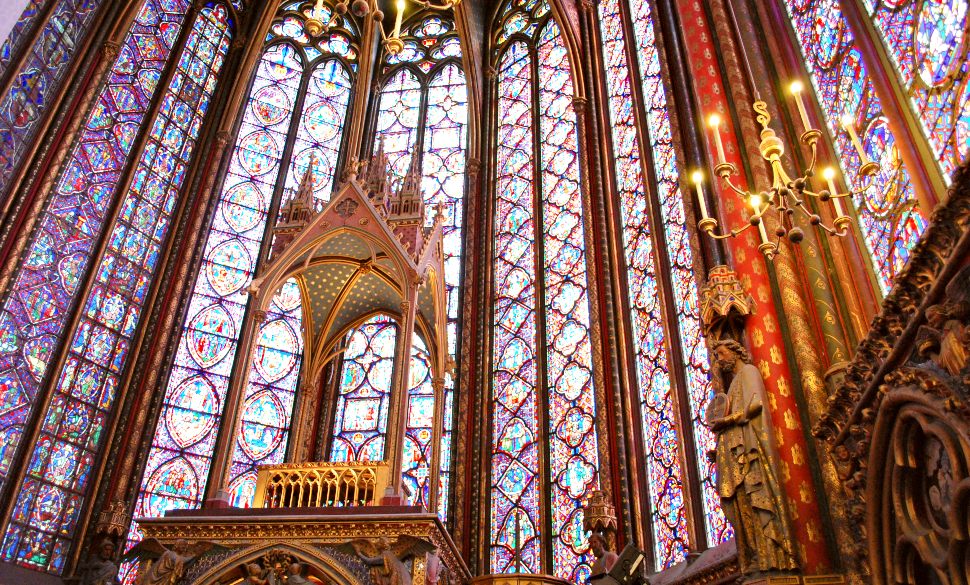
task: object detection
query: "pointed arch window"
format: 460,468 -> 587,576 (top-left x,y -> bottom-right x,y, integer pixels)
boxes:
330,315 -> 398,463
0,1 -> 233,572
365,12 -> 467,520
489,1 -> 600,580
127,0 -> 358,555
595,0 -> 728,569
0,0 -> 109,200
781,0 -> 926,291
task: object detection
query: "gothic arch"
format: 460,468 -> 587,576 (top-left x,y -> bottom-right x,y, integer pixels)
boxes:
189,541 -> 364,585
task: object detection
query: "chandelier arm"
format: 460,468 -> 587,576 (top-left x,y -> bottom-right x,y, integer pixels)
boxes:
717,174 -> 750,198
710,222 -> 755,239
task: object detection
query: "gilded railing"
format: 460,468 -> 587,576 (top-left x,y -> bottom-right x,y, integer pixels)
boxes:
253,462 -> 390,508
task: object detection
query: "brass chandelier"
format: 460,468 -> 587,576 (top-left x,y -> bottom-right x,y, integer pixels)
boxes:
304,0 -> 461,56
693,86 -> 879,260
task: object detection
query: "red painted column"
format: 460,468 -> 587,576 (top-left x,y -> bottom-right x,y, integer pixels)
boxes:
675,0 -> 832,573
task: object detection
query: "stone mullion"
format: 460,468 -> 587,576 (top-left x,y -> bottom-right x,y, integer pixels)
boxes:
0,0 -> 134,291
471,65 -> 499,574
78,13 -> 253,564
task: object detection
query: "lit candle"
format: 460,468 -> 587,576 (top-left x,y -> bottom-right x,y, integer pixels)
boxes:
789,81 -> 812,134
708,114 -> 727,165
393,0 -> 405,38
841,114 -> 871,166
823,166 -> 847,218
691,170 -> 710,220
750,193 -> 769,244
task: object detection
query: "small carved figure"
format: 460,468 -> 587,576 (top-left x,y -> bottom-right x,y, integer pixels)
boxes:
705,340 -> 798,574
922,301 -> 969,375
245,562 -> 270,585
75,538 -> 120,585
286,562 -> 312,585
342,536 -> 435,585
128,538 -> 218,585
587,533 -> 618,577
425,551 -> 442,585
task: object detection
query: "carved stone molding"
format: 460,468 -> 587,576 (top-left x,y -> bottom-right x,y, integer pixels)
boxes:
814,162 -> 970,583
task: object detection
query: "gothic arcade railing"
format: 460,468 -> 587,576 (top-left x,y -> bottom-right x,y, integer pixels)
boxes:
253,462 -> 390,508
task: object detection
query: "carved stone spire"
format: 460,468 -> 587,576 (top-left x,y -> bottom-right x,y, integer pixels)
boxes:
272,156 -> 317,257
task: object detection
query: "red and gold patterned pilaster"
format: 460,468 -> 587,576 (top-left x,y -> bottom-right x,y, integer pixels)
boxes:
675,0 -> 831,573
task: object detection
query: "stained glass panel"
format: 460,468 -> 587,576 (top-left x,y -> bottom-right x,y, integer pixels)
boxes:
0,0 -> 45,76
864,0 -> 969,177
783,0 -> 925,290
330,315 -> 397,462
226,279 -> 304,507
490,40 -> 540,575
0,4 -> 230,572
127,43 -> 303,553
0,0 -> 105,200
403,334 -> 434,507
536,21 -> 600,583
0,0 -> 191,501
374,68 -> 422,184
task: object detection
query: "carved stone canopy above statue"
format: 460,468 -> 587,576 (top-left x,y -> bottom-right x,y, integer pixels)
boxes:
248,171 -> 449,388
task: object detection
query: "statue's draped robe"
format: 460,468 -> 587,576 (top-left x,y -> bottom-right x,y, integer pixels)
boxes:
716,363 -> 797,572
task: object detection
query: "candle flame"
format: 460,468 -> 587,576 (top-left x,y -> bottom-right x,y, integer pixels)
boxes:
822,167 -> 835,181
691,170 -> 703,183
708,114 -> 721,128
789,80 -> 803,94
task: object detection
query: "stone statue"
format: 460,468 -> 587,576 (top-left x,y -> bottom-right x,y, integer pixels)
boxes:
75,538 -> 119,585
705,340 -> 797,573
587,533 -> 618,577
129,538 -> 218,585
286,562 -> 311,585
342,536 -> 435,585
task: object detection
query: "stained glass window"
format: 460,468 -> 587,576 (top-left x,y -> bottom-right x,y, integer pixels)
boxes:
0,2 -> 231,573
0,0 -> 46,76
594,0 -> 729,568
782,0 -> 925,291
330,315 -> 397,462
0,0 -> 193,509
863,0 -> 969,178
370,13 -> 467,520
0,0 -> 106,201
489,1 -> 601,580
126,0 -> 356,562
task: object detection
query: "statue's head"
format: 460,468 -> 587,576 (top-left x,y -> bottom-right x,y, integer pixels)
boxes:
713,339 -> 751,372
97,538 -> 115,560
588,533 -> 606,557
246,563 -> 263,576
289,562 -> 303,575
173,539 -> 190,554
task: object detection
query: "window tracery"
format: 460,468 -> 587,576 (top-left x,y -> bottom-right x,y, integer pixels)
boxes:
864,0 -> 969,178
0,1 -> 232,572
596,0 -> 728,568
489,1 -> 600,580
